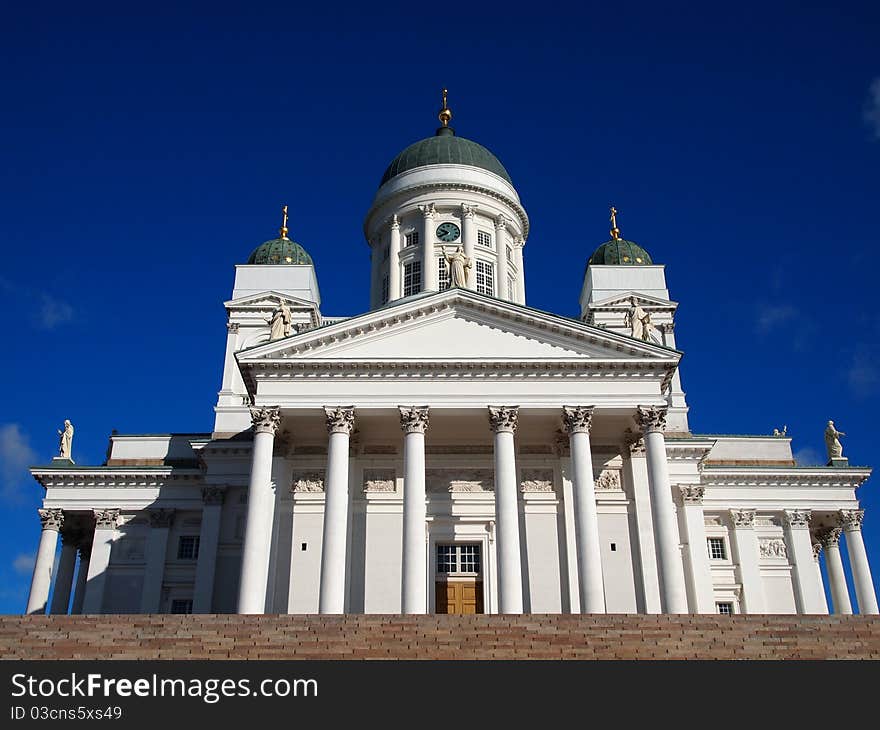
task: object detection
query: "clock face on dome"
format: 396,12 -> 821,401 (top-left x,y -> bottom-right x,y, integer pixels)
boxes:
436,222 -> 461,242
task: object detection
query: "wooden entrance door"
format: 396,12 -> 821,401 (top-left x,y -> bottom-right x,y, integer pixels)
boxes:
435,580 -> 484,614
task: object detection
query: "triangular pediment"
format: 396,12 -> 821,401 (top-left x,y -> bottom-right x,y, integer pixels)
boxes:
224,290 -> 318,312
237,289 -> 680,365
589,291 -> 678,311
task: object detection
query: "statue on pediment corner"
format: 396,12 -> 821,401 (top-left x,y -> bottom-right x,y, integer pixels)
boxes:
266,298 -> 292,341
57,420 -> 74,459
825,420 -> 845,460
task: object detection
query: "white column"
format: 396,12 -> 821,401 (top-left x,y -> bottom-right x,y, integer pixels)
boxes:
783,510 -> 827,614
678,487 -> 715,613
637,407 -> 688,613
82,509 -> 120,614
839,510 -> 878,614
811,541 -> 830,613
488,406 -> 523,613
818,527 -> 852,614
461,205 -> 477,289
513,237 -> 526,304
562,406 -> 605,613
26,508 -> 63,615
389,214 -> 401,302
623,433 -> 662,613
400,406 -> 429,613
140,509 -> 174,612
728,509 -> 766,613
71,542 -> 91,615
237,407 -> 281,614
193,487 -> 225,613
495,216 -> 509,300
319,406 -> 355,614
49,529 -> 79,615
420,203 -> 437,292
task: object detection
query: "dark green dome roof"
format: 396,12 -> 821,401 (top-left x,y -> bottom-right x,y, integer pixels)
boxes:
247,237 -> 313,265
588,239 -> 653,266
380,127 -> 512,186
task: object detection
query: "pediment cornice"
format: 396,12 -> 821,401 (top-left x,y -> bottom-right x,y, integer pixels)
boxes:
588,291 -> 678,312
224,290 -> 319,312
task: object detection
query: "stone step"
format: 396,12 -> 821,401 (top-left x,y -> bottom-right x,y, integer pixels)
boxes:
2,614 -> 879,659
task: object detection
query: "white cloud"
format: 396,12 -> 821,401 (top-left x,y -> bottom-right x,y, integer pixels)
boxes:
12,553 -> 34,576
0,423 -> 39,503
848,353 -> 879,396
756,304 -> 797,334
793,447 -> 822,466
866,78 -> 880,140
38,293 -> 74,330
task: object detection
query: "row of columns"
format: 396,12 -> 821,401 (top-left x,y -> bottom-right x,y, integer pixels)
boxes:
815,511 -> 878,615
236,403 -> 687,615
27,485 -> 229,615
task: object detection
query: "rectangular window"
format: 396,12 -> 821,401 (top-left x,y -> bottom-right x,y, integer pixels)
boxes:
404,231 -> 420,248
436,544 -> 482,575
403,260 -> 422,297
170,599 -> 193,614
507,277 -> 515,301
506,245 -> 513,262
381,274 -> 390,304
707,537 -> 726,560
716,602 -> 733,615
177,535 -> 200,560
438,257 -> 450,291
475,260 -> 494,296
477,230 -> 492,247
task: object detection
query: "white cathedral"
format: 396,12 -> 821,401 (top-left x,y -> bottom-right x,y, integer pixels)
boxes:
27,95 -> 877,618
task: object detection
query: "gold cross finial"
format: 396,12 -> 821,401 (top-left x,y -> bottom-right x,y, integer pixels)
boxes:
438,88 -> 452,127
609,205 -> 621,241
279,204 -> 289,239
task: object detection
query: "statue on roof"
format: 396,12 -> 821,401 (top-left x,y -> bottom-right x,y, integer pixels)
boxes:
267,298 -> 292,340
824,420 -> 846,460
442,245 -> 472,289
624,296 -> 654,342
57,420 -> 74,460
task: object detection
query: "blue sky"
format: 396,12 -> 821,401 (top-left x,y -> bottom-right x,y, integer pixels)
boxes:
1,1 -> 878,614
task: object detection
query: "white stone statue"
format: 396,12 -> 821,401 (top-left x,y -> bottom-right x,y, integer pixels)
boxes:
824,420 -> 846,460
624,297 -> 654,341
57,420 -> 74,459
773,425 -> 787,437
442,245 -> 472,289
266,298 -> 292,341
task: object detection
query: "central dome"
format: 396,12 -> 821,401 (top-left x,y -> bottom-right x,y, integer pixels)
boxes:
380,127 -> 513,186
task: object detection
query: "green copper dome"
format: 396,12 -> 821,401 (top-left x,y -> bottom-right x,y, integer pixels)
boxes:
247,237 -> 313,265
588,239 -> 653,266
380,127 -> 513,186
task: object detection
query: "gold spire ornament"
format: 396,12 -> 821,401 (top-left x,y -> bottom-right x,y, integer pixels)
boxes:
279,204 -> 289,239
438,88 -> 452,128
609,205 -> 621,241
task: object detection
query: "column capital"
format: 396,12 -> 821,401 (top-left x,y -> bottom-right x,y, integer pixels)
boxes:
399,406 -> 430,434
226,321 -> 240,334
324,406 -> 356,435
513,235 -> 525,248
38,508 -> 64,531
488,406 -> 519,434
148,508 -> 175,529
201,486 -> 226,505
93,509 -> 120,531
418,203 -> 436,219
783,509 -> 812,529
730,508 -> 756,528
390,213 -> 400,230
636,406 -> 668,434
623,428 -> 646,455
679,485 -> 705,504
561,405 -> 593,435
839,509 -> 865,532
250,406 -> 281,435
816,526 -> 842,549
811,541 -> 823,561
460,203 -> 478,219
494,215 -> 510,231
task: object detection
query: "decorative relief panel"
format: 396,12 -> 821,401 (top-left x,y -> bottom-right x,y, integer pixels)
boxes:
593,469 -> 622,491
759,538 -> 788,559
363,469 -> 396,493
291,471 -> 325,493
426,469 -> 494,493
520,468 -> 554,493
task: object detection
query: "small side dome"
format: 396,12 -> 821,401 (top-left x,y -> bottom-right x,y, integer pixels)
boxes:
588,239 -> 653,266
247,237 -> 313,265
